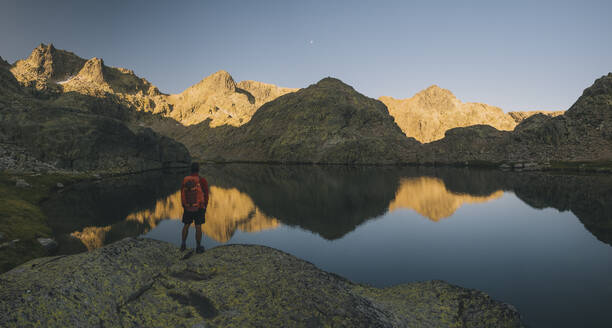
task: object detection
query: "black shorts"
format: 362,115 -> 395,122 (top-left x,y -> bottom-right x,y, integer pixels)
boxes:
182,208 -> 205,225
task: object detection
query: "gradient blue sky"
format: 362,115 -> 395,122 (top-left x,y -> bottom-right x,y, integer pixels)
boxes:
1,0 -> 611,111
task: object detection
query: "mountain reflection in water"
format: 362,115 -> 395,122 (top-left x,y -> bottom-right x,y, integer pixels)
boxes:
71,186 -> 280,249
72,176 -> 503,250
42,165 -> 612,253
40,165 -> 612,328
388,177 -> 503,221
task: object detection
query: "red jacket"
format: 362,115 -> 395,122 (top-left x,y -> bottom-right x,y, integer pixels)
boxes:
181,173 -> 209,209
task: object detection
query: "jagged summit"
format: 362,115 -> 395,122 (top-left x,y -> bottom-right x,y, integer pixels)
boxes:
11,43 -> 86,89
5,45 -> 296,130
181,69 -> 237,95
75,57 -> 106,84
420,85 -> 455,97
167,70 -> 295,126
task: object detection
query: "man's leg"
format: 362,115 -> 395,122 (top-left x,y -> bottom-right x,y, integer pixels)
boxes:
195,224 -> 204,253
180,223 -> 190,250
195,224 -> 202,245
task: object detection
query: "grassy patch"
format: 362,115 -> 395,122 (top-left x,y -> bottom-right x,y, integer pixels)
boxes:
0,172 -> 88,272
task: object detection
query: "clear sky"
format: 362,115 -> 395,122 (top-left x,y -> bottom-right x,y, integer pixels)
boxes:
1,0 -> 611,111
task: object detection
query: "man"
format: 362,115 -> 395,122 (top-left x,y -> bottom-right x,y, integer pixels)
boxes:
180,162 -> 209,253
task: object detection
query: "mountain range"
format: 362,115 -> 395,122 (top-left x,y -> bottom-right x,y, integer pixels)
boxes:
1,43 -> 610,170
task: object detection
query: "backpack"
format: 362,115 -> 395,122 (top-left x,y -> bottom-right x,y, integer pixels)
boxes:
182,175 -> 204,212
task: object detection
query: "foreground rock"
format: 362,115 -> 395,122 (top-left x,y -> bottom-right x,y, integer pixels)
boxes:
0,238 -> 522,327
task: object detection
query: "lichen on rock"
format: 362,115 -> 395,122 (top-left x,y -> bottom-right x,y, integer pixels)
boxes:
0,238 -> 523,327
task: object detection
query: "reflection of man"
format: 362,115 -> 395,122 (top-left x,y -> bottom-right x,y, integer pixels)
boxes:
180,162 -> 209,253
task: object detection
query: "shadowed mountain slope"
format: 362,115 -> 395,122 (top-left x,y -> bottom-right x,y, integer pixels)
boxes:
189,78 -> 421,164
421,73 -> 612,166
1,45 -> 190,173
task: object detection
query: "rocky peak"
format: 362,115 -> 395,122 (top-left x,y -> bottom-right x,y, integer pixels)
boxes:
11,43 -> 86,90
193,70 -> 236,93
25,43 -> 57,78
566,72 -> 612,119
76,57 -> 106,84
413,85 -> 458,108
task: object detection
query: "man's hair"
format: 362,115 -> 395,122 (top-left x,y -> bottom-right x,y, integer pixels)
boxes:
190,162 -> 199,173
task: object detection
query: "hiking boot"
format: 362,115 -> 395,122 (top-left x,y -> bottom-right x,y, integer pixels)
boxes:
180,243 -> 186,251
196,245 -> 205,254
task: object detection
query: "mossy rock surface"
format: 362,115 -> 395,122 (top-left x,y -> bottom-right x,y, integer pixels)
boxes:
0,172 -> 89,272
0,238 -> 523,327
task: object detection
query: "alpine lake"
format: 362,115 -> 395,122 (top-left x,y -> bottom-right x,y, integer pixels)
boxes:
40,164 -> 612,328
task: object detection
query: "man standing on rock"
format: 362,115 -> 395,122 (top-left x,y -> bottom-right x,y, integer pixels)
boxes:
180,162 -> 209,253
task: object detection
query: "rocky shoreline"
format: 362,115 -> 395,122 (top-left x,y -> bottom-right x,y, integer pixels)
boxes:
0,238 -> 524,327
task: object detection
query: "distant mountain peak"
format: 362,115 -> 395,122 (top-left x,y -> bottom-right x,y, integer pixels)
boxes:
312,77 -> 357,93
76,57 -> 106,84
379,85 -> 515,143
11,43 -> 86,90
188,69 -> 236,93
417,85 -> 456,100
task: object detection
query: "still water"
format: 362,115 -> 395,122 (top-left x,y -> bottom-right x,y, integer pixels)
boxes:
42,165 -> 612,327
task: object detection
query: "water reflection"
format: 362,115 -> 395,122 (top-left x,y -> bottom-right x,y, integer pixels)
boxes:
39,165 -> 612,328
42,165 -> 612,253
69,186 -> 280,250
388,177 -> 503,221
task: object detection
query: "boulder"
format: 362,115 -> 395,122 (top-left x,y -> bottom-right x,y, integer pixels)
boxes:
36,238 -> 58,252
0,238 -> 523,327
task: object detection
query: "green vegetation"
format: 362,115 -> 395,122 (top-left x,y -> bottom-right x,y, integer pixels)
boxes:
0,172 -> 88,272
549,160 -> 612,172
